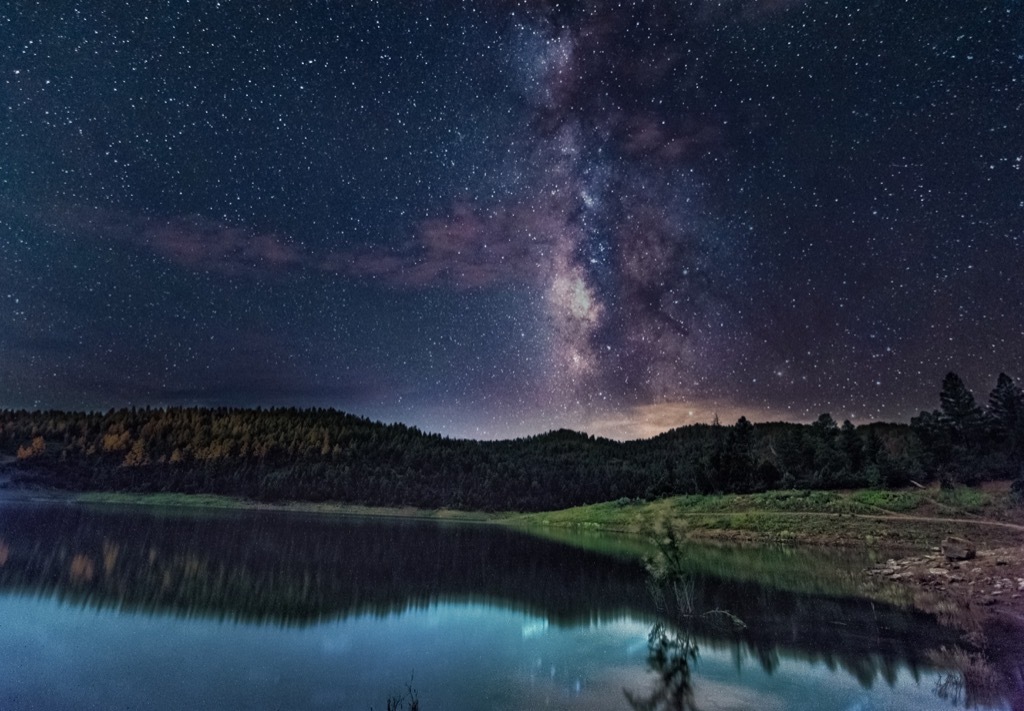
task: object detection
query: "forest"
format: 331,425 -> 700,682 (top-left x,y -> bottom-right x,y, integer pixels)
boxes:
2,372 -> 1022,512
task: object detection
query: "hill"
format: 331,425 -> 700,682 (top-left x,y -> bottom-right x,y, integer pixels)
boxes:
2,370 -> 1021,511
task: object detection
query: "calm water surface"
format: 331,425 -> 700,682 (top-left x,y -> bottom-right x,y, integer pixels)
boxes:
0,500 -> 1015,710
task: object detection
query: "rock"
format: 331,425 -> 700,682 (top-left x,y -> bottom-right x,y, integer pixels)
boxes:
941,536 -> 976,561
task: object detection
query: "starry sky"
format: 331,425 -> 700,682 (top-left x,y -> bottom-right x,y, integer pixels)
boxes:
2,0 -> 1022,440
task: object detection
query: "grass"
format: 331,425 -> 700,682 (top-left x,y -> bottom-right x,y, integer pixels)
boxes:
935,487 -> 991,513
59,490 -> 882,602
73,485 -> 1022,550
514,490 -> 866,532
849,490 -> 923,512
53,484 -> 1024,615
513,486 -> 1024,550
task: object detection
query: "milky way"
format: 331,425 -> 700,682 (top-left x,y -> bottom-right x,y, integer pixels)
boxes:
1,1 -> 1022,439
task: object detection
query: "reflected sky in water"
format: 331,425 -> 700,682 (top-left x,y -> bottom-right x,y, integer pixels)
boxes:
0,501 -> 1012,710
0,595 -> 960,711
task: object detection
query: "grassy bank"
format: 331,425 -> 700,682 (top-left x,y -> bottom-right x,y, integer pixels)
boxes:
69,490 -> 900,601
514,484 -> 1024,550
51,485 -> 1024,615
69,484 -> 1024,551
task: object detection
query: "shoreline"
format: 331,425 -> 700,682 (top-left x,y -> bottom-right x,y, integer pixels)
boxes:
5,485 -> 1020,547
47,490 -> 510,524
4,485 -> 1022,624
3,482 -> 1021,704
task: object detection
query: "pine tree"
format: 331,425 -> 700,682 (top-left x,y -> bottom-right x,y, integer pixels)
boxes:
988,372 -> 1024,479
937,372 -> 985,484
939,372 -> 983,432
988,373 -> 1023,439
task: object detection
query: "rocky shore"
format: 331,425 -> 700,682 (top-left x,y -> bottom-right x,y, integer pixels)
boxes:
868,542 -> 1024,625
867,540 -> 1024,708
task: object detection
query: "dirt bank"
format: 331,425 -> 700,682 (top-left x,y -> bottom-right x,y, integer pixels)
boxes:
867,543 -> 1024,640
865,543 -> 1024,709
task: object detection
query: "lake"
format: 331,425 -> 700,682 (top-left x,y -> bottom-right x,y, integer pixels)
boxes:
0,499 -> 1015,710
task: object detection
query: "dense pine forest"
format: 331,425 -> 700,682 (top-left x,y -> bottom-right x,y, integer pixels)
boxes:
2,372 -> 1022,512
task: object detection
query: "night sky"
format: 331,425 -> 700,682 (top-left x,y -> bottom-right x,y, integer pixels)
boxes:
2,1 -> 1022,440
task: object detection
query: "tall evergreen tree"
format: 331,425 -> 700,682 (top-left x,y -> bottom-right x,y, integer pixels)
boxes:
938,372 -> 983,433
934,372 -> 985,484
988,373 -> 1024,438
988,372 -> 1024,478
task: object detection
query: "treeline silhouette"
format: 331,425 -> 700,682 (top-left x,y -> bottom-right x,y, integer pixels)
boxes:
2,371 -> 1022,511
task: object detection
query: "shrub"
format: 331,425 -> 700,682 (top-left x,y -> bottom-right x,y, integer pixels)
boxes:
936,487 -> 989,513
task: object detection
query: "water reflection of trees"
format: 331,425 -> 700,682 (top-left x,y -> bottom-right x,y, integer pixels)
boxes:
624,529 -> 1024,711
624,623 -> 698,711
0,503 -> 653,626
931,631 -> 1024,710
625,532 -> 744,711
2,501 -> 1015,705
